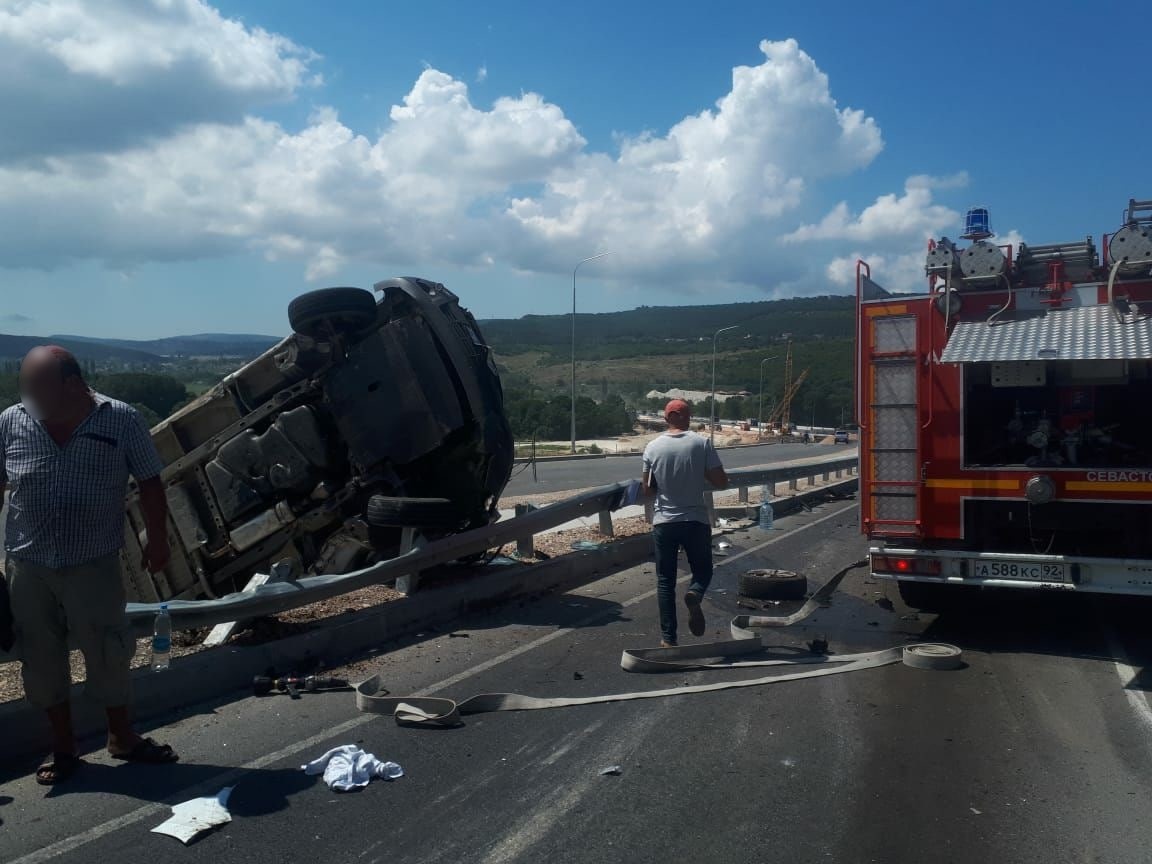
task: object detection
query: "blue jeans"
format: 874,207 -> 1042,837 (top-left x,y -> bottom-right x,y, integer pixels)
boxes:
652,520 -> 713,644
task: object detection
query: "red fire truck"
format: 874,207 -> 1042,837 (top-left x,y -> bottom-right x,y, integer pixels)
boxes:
855,198 -> 1152,608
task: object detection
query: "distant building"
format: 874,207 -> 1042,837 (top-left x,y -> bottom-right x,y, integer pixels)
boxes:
646,388 -> 747,404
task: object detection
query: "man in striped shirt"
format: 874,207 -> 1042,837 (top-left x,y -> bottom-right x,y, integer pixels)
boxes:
0,346 -> 178,784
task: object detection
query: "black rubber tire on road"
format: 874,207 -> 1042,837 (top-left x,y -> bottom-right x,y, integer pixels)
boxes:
738,568 -> 808,601
288,287 -> 377,339
897,579 -> 962,612
366,495 -> 461,529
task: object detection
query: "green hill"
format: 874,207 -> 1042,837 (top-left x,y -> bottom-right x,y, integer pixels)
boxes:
483,294 -> 856,431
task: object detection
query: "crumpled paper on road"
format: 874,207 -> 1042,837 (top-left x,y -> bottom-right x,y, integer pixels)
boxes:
151,786 -> 234,844
302,744 -> 403,791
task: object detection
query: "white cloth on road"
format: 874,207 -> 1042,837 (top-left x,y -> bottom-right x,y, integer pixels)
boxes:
151,786 -> 234,844
302,744 -> 403,791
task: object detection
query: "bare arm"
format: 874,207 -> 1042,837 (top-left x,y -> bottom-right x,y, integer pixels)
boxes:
138,476 -> 171,572
705,466 -> 729,489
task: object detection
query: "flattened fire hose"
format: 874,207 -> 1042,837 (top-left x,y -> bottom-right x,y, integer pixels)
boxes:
355,560 -> 963,728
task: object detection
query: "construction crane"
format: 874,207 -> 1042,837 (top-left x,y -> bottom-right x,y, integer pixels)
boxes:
766,368 -> 809,432
773,339 -> 808,432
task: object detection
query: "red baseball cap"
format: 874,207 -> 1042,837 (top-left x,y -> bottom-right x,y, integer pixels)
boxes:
664,399 -> 690,419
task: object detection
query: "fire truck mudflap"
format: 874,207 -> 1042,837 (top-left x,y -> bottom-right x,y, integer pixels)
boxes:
856,198 -> 1152,604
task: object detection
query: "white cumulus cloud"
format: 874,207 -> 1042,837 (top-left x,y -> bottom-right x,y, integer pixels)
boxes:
0,0 -> 317,162
0,7 -> 964,298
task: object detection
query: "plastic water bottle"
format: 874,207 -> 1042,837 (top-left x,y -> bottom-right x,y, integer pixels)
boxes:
151,604 -> 171,671
759,500 -> 775,530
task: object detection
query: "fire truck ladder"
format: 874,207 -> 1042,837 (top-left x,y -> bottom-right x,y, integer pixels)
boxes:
864,312 -> 921,536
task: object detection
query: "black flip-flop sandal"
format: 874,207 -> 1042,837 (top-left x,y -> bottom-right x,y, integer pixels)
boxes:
111,737 -> 179,764
35,752 -> 82,786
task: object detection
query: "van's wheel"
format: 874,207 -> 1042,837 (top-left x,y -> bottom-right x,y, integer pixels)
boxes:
738,568 -> 807,601
288,287 -> 377,339
897,580 -> 958,612
366,496 -> 462,529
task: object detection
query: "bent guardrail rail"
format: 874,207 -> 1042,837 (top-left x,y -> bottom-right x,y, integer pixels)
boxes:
113,451 -> 858,636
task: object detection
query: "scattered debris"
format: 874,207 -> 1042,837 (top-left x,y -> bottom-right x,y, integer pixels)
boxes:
151,787 -> 234,845
867,621 -> 880,627
807,636 -> 829,655
970,807 -> 982,815
599,765 -> 622,776
571,540 -> 607,552
573,671 -> 585,681
716,541 -> 732,550
875,597 -> 895,612
448,632 -> 470,638
900,613 -> 920,622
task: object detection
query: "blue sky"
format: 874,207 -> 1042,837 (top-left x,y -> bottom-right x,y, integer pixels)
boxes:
0,0 -> 1146,338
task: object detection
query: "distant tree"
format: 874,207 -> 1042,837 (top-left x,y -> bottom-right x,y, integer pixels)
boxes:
92,373 -> 189,417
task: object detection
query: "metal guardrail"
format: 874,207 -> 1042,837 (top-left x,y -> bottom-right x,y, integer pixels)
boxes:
114,452 -> 858,636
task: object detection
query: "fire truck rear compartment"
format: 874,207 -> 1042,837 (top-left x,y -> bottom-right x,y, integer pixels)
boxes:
962,499 -> 1152,558
962,359 -> 1152,470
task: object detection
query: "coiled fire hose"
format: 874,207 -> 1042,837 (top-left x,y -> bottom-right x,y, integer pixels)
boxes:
355,560 -> 963,727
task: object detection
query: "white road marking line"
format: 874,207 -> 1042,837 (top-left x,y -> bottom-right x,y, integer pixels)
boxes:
8,501 -> 856,864
1104,627 -> 1152,734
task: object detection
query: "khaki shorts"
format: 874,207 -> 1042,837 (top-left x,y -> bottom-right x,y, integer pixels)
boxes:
6,552 -> 136,709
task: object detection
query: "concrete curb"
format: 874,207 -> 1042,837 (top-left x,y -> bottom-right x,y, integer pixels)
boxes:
717,477 -> 858,522
0,535 -> 653,767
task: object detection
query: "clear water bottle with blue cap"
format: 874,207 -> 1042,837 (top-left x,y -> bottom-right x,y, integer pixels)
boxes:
151,603 -> 171,671
759,487 -> 774,530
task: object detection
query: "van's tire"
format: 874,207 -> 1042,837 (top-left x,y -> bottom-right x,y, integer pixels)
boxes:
288,287 -> 377,339
366,495 -> 461,529
738,568 -> 807,601
897,579 -> 958,612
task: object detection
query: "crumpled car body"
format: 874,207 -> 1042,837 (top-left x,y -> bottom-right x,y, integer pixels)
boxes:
119,278 -> 514,601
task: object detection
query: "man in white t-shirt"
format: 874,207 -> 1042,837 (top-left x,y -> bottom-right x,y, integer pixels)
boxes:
641,399 -> 728,646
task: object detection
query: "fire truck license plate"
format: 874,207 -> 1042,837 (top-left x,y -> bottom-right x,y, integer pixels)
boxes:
970,560 -> 1065,581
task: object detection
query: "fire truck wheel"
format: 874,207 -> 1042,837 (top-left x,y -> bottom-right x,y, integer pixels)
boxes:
738,568 -> 807,601
896,580 -> 961,612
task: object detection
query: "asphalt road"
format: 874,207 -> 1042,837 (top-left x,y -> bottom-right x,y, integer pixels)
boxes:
505,441 -> 856,496
5,499 -> 1152,863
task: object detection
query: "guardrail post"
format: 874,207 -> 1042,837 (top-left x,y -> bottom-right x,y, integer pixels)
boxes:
823,468 -> 830,482
396,527 -> 421,595
738,486 -> 748,503
513,503 -> 536,558
598,510 -> 615,537
202,558 -> 294,647
836,466 -> 843,479
789,477 -> 799,491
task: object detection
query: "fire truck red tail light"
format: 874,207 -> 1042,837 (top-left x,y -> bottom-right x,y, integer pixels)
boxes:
872,554 -> 942,576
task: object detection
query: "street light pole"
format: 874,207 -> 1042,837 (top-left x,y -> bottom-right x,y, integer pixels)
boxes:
757,354 -> 779,438
571,252 -> 613,454
710,324 -> 740,443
